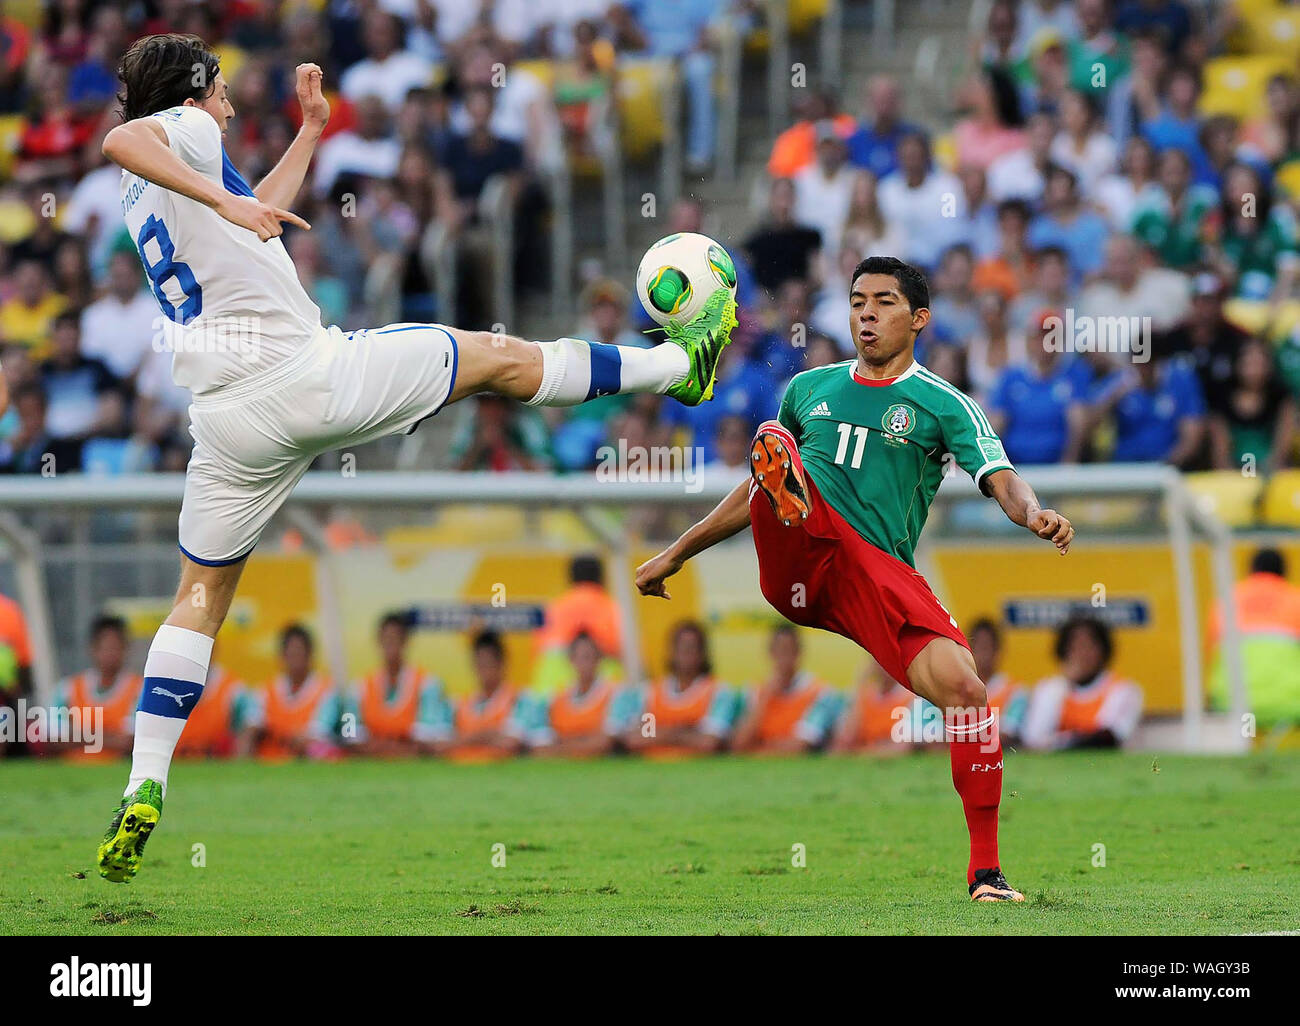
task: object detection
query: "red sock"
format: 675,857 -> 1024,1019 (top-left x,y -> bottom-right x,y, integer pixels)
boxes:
946,708 -> 1003,885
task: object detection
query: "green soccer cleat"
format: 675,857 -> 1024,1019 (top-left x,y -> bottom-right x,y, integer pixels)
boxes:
97,779 -> 164,883
663,287 -> 739,406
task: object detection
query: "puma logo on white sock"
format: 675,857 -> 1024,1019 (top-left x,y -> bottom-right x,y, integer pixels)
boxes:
151,686 -> 194,707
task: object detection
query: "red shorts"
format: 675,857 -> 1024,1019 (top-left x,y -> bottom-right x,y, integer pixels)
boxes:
749,421 -> 970,688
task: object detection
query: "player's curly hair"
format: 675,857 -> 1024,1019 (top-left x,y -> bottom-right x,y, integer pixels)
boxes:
117,33 -> 221,121
850,256 -> 930,312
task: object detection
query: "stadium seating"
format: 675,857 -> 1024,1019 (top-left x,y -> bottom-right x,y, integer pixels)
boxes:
1184,472 -> 1265,528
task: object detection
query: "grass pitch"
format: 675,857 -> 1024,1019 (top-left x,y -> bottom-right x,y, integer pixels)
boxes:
3,751 -> 1298,935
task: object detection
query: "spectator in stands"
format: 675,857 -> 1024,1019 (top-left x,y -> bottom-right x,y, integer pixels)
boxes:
1009,245 -> 1078,337
1210,162 -> 1300,304
846,74 -> 920,181
612,0 -> 721,174
624,620 -> 741,756
248,624 -> 343,760
1085,347 -> 1206,466
1027,164 -> 1111,282
1051,88 -> 1117,197
14,62 -> 97,182
1018,28 -> 1070,118
952,67 -> 1026,172
987,311 -> 1088,464
439,630 -> 528,761
1166,270 -> 1250,402
957,164 -> 1000,258
757,278 -> 813,380
928,244 -> 982,346
1241,73 -> 1298,168
973,199 -> 1036,301
767,87 -> 854,179
732,624 -> 841,754
529,631 -> 637,757
79,251 -> 156,384
1068,0 -> 1129,94
878,131 -> 965,271
68,6 -> 127,109
1139,62 -> 1203,164
1208,547 -> 1300,730
743,177 -> 822,298
1208,338 -> 1297,474
810,243 -> 871,354
1077,233 -> 1190,332
830,655 -> 917,754
987,110 -> 1055,203
971,0 -> 1020,72
348,612 -> 446,756
701,413 -> 756,483
1023,616 -> 1144,750
1105,27 -> 1167,149
38,312 -> 124,473
287,230 -> 350,328
1198,114 -> 1244,191
11,185 -> 74,268
967,289 -> 1027,401
1131,146 -> 1213,270
1013,0 -> 1082,59
0,383 -> 52,475
1113,0 -> 1193,58
339,10 -> 434,113
841,169 -> 904,260
1094,134 -> 1156,230
553,18 -> 616,163
451,394 -> 552,471
54,614 -> 142,759
793,120 -> 855,263
313,93 -> 402,197
0,260 -> 66,359
967,618 -> 1028,748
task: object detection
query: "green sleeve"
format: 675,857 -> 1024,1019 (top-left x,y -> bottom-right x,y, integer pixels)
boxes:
700,685 -> 746,738
794,689 -> 845,746
937,387 -> 1014,493
777,377 -> 803,442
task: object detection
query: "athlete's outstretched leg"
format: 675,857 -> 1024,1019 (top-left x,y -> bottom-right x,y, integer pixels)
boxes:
445,288 -> 737,410
907,637 -> 1022,902
98,555 -> 244,882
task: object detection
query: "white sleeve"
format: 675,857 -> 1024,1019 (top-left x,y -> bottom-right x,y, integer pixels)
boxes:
150,106 -> 223,172
1021,677 -> 1067,751
1097,682 -> 1144,744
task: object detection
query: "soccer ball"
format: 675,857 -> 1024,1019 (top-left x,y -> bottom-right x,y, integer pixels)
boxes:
635,232 -> 738,327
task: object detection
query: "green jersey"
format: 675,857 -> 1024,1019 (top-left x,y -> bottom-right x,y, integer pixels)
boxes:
776,360 -> 1014,567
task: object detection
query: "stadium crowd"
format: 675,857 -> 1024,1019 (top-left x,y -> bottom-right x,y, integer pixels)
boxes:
2,1 -> 1300,479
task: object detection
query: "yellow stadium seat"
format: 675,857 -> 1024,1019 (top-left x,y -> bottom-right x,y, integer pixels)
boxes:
789,0 -> 830,35
1222,298 -> 1300,342
616,57 -> 673,159
1184,471 -> 1264,528
1262,470 -> 1300,526
513,58 -> 556,91
0,114 -> 25,181
1238,8 -> 1300,60
1200,55 -> 1294,120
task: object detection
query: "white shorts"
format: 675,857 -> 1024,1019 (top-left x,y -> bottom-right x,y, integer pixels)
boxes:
178,322 -> 458,564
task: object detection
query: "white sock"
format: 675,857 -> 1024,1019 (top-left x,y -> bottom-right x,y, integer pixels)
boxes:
125,624 -> 214,798
526,338 -> 688,407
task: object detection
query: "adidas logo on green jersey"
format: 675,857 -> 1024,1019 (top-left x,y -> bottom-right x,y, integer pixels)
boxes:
808,401 -> 832,417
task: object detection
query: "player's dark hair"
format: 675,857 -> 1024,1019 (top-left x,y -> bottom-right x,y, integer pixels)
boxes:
1053,616 -> 1112,665
850,256 -> 930,312
280,623 -> 314,655
1250,547 -> 1287,577
472,629 -> 505,660
379,611 -> 410,637
968,617 -> 1001,648
89,614 -> 128,645
669,620 -> 712,676
570,554 -> 605,586
118,34 -> 222,121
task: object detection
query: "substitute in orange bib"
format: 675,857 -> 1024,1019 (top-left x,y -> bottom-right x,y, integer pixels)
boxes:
174,649 -> 254,758
1022,616 -> 1144,750
1208,547 -> 1300,729
246,624 -> 344,760
439,630 -> 530,762
623,620 -> 742,757
54,615 -> 143,760
968,618 -> 1028,748
526,632 -> 638,757
733,624 -> 842,753
349,612 -> 447,756
831,656 -> 919,754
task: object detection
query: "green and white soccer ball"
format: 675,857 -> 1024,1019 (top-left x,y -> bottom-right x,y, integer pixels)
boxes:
635,232 -> 738,327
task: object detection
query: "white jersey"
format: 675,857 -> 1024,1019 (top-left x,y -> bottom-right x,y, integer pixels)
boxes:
120,105 -> 322,395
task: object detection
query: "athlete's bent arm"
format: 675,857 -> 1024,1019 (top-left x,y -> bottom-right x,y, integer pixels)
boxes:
255,64 -> 329,211
103,119 -> 310,242
985,469 -> 1074,554
635,479 -> 752,599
